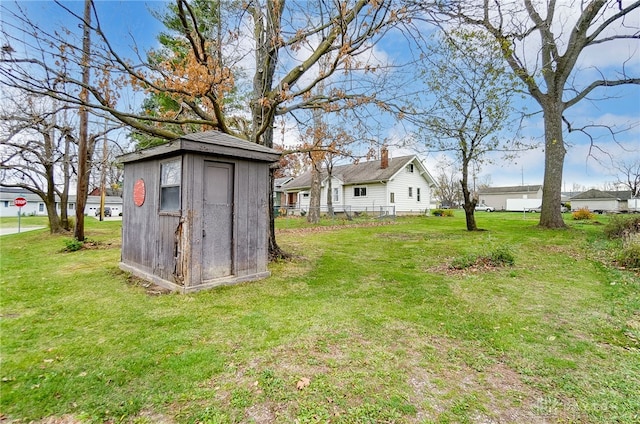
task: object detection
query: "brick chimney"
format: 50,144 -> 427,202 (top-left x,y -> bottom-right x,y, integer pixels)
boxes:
380,146 -> 389,169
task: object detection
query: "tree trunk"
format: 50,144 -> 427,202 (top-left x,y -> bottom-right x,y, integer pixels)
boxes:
326,169 -> 334,216
461,157 -> 478,231
74,0 -> 91,241
539,101 -> 567,229
308,161 -> 322,223
250,0 -> 287,259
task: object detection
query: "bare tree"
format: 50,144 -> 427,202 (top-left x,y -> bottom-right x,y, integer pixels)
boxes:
612,157 -> 640,196
1,0 -> 411,257
416,30 -> 522,230
0,93 -> 75,233
423,0 -> 640,228
433,157 -> 463,209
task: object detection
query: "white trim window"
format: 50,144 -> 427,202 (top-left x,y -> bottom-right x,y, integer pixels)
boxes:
160,159 -> 181,211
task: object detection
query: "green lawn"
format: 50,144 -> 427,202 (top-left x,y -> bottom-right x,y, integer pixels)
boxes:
1,212 -> 638,423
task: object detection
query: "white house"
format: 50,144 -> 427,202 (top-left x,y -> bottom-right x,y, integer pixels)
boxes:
282,152 -> 436,215
0,187 -> 123,217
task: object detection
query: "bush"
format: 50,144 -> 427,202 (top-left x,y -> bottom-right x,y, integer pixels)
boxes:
490,246 -> 515,266
432,209 -> 454,217
450,253 -> 478,269
572,208 -> 595,220
615,244 -> 640,269
604,214 -> 640,239
64,238 -> 83,252
450,246 -> 516,270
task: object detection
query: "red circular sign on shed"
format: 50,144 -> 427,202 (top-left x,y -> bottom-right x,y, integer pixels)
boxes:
133,179 -> 146,207
14,197 -> 27,207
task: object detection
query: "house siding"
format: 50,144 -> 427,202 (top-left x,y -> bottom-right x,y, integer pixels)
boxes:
387,162 -> 431,214
343,183 -> 388,211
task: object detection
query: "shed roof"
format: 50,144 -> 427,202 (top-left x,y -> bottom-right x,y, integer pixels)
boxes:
118,131 -> 281,164
283,155 -> 427,190
478,185 -> 542,194
570,189 -> 633,200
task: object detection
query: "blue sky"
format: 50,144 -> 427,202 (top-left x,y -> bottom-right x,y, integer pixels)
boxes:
3,0 -> 639,191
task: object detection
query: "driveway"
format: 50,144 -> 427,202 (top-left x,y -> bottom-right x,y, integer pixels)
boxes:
0,226 -> 46,236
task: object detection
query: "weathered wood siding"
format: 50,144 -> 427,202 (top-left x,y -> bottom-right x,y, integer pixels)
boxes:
121,157 -> 182,285
120,131 -> 279,293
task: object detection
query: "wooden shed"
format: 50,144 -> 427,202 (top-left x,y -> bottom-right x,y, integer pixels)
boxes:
118,131 -> 281,293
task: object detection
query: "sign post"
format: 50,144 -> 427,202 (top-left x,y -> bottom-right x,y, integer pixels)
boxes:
13,197 -> 27,233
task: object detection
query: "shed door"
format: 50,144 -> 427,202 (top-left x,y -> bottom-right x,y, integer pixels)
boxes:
202,162 -> 234,280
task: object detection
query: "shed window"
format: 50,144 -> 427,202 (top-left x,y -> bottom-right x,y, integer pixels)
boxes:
354,187 -> 367,197
160,159 -> 181,211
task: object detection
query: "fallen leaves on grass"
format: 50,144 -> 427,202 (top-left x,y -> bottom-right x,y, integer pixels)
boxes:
296,377 -> 310,390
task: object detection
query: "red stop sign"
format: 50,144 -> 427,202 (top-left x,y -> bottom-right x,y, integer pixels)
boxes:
14,197 -> 27,207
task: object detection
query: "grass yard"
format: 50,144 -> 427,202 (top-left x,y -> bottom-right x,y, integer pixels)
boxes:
0,212 -> 638,423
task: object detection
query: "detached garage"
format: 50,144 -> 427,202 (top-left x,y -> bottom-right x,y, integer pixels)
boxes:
569,189 -> 632,213
118,131 -> 280,293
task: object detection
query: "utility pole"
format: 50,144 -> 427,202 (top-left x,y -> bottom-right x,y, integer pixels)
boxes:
99,121 -> 108,221
74,0 -> 91,240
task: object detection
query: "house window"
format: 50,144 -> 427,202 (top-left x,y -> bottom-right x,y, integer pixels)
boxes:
354,187 -> 367,197
69,203 -> 75,210
333,188 -> 339,202
390,192 -> 395,203
417,188 -> 421,202
302,192 -> 309,198
39,203 -> 44,212
160,159 -> 181,211
407,163 -> 414,173
408,187 -> 413,198
3,201 -> 7,207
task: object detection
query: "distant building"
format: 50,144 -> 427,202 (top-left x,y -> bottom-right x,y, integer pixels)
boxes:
0,187 -> 123,217
569,189 -> 633,213
477,185 -> 543,211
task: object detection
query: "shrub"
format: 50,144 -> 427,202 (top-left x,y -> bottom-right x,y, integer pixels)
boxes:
63,238 -> 83,252
615,244 -> 640,269
572,208 -> 595,220
489,246 -> 516,266
450,246 -> 515,270
450,253 -> 478,269
604,214 -> 640,239
432,209 -> 454,217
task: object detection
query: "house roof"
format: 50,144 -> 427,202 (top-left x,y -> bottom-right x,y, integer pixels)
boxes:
570,189 -> 633,200
283,155 -> 426,190
478,185 -> 542,194
274,177 -> 294,191
118,130 -> 281,164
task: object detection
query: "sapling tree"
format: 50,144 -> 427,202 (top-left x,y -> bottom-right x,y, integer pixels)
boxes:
417,30 -> 522,231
